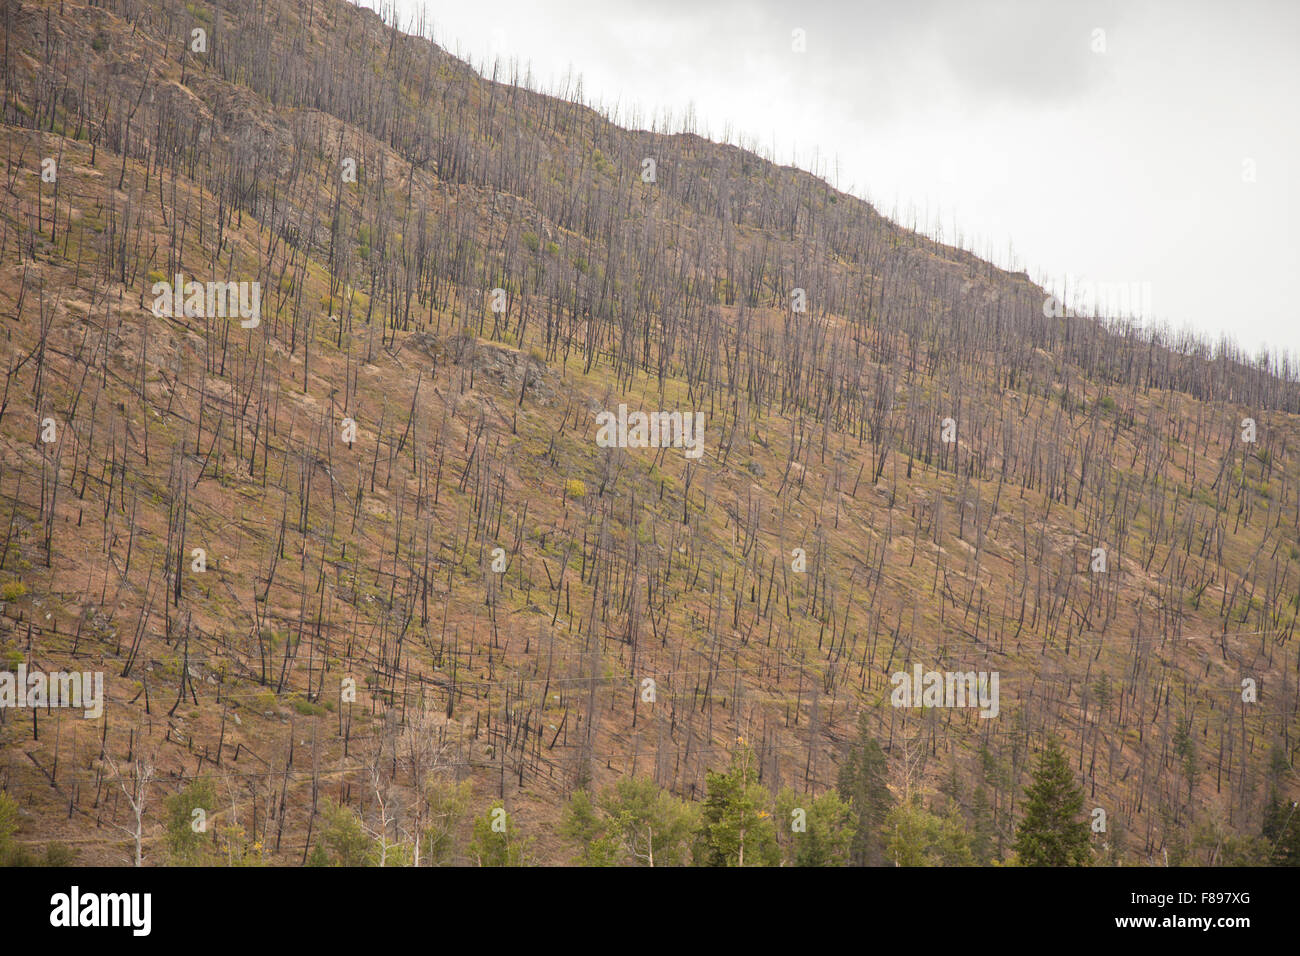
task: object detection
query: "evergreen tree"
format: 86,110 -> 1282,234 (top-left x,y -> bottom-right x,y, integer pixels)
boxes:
560,790 -> 620,866
979,744 -> 1013,859
776,787 -> 855,866
468,800 -> 532,866
694,744 -> 779,866
1262,792 -> 1300,866
836,714 -> 893,865
885,796 -> 974,866
421,778 -> 472,866
305,842 -> 331,867
1013,739 -> 1091,866
970,785 -> 997,864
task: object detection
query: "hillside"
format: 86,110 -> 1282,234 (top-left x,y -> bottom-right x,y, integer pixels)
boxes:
0,0 -> 1298,866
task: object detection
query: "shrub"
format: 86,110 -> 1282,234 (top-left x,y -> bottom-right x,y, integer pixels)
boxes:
316,799 -> 375,866
44,843 -> 76,866
165,777 -> 217,865
292,697 -> 327,717
0,792 -> 38,866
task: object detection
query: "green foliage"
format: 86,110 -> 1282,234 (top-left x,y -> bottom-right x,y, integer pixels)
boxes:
291,697 -> 327,717
0,794 -> 67,866
0,791 -> 20,864
885,797 -> 974,866
601,776 -> 696,865
970,785 -> 999,864
165,776 -> 217,865
305,842 -> 330,867
379,841 -> 414,867
561,778 -> 697,866
314,799 -> 375,867
521,231 -> 540,252
1181,813 -> 1267,866
1013,739 -> 1091,866
1,846 -> 36,866
468,801 -> 532,866
836,714 -> 893,865
1262,791 -> 1300,866
560,790 -> 620,866
775,787 -> 854,866
693,745 -> 779,866
0,580 -> 26,602
43,843 -> 76,866
421,779 -> 472,865
1092,675 -> 1113,712
214,823 -> 267,867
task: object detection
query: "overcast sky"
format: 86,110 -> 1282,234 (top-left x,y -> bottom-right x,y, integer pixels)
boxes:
364,0 -> 1299,358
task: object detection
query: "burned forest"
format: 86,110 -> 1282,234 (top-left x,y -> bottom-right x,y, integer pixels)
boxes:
0,0 -> 1298,870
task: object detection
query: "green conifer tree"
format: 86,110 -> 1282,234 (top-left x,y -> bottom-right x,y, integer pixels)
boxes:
1013,739 -> 1091,866
1262,792 -> 1300,866
776,787 -> 856,866
468,800 -> 532,866
836,714 -> 893,865
694,743 -> 778,866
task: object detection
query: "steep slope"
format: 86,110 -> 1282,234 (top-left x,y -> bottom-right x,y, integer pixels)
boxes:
0,0 -> 1297,865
